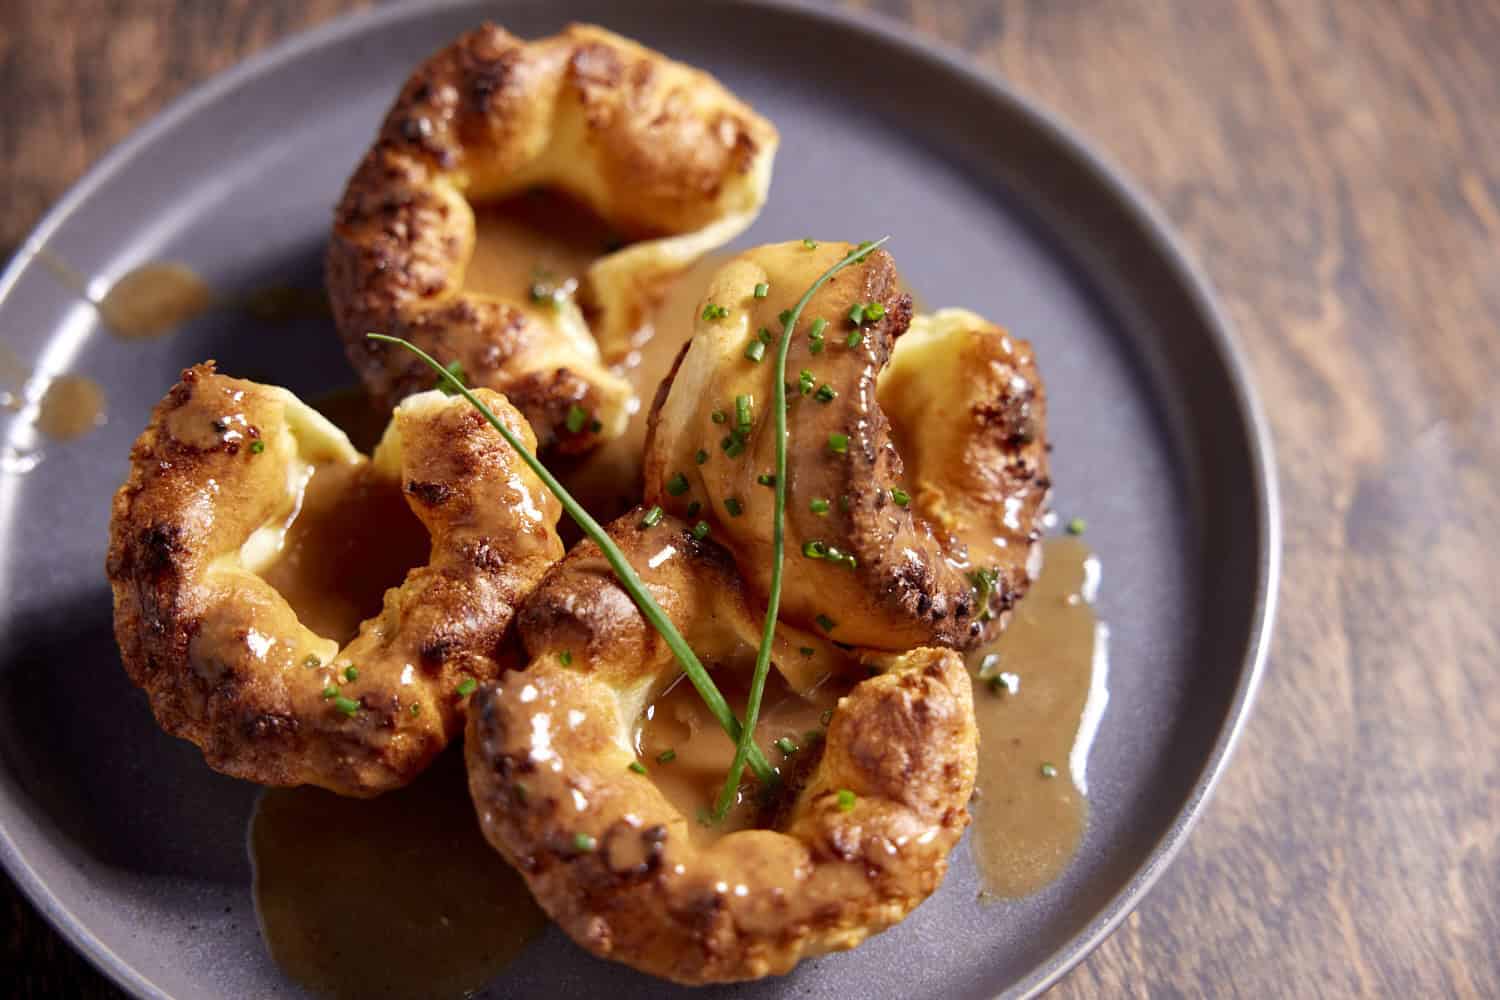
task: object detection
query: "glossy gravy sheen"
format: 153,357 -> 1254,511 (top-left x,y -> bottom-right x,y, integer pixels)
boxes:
464,190 -> 619,306
258,463 -> 430,645
251,752 -> 547,1000
966,536 -> 1109,899
635,667 -> 847,843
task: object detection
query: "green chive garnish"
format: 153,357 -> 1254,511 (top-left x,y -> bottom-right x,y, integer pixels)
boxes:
573,832 -> 597,852
803,540 -> 828,559
891,487 -> 911,507
436,360 -> 466,395
836,788 -> 857,811
799,369 -> 816,396
711,409 -> 727,424
1067,517 -> 1087,535
343,665 -> 359,682
565,404 -> 589,434
847,303 -> 866,326
820,708 -> 834,727
846,329 -> 864,348
779,308 -> 794,328
814,384 -> 837,403
628,761 -> 648,774
725,497 -> 744,517
702,303 -> 729,320
745,339 -> 766,362
249,440 -> 265,454
758,327 -> 774,345
809,317 -> 828,339
456,677 -> 477,697
1040,762 -> 1058,779
774,737 -> 799,756
810,497 -> 830,515
667,472 -> 690,496
838,494 -> 852,512
410,702 -> 421,716
828,432 -> 849,454
695,449 -> 709,465
802,238 -> 819,249
754,282 -> 770,298
303,655 -> 321,669
735,394 -> 753,433
560,650 -> 573,665
691,520 -> 710,540
757,473 -> 776,487
816,614 -> 837,633
640,505 -> 664,528
864,302 -> 886,321
657,748 -> 677,764
321,685 -> 338,699
799,646 -> 815,657
711,238 -> 892,821
333,695 -> 360,717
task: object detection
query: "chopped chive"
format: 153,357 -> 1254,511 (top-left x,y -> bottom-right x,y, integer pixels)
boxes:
978,652 -> 1002,676
735,394 -> 753,432
1067,517 -> 1087,535
803,729 -> 824,743
333,695 -> 360,716
667,472 -> 690,496
799,646 -> 815,657
774,736 -> 799,756
847,303 -> 866,326
702,303 -> 730,320
723,436 -> 746,458
321,685 -> 338,699
565,404 -> 589,434
969,568 -> 1000,622
560,650 -> 573,665
802,237 -> 819,249
890,486 -> 911,507
863,302 -> 886,321
685,500 -> 701,518
988,673 -> 1015,695
657,748 -> 677,764
303,655 -> 321,669
745,339 -> 766,362
343,665 -> 359,682
803,540 -> 828,559
628,760 -> 648,774
725,497 -> 744,517
809,317 -> 828,338
836,788 -> 857,811
695,448 -> 709,465
816,614 -> 837,633
455,677 -> 478,697
513,782 -> 528,803
754,282 -> 770,299
712,409 -> 727,424
838,494 -> 852,512
1040,762 -> 1058,779
247,439 -> 266,455
846,329 -> 864,348
814,384 -> 837,403
809,336 -> 825,355
410,702 -> 422,716
799,369 -> 816,396
779,308 -> 795,328
810,497 -> 830,515
573,832 -> 597,852
436,360 -> 467,395
757,473 -> 776,487
691,520 -> 711,540
640,505 -> 664,528
828,432 -> 849,454
758,327 -> 774,345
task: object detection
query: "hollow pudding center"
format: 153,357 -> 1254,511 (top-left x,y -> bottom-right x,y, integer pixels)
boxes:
633,666 -> 850,843
463,189 -> 621,306
259,463 -> 430,645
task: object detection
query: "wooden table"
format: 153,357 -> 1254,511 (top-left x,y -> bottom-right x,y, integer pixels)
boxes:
4,1 -> 1497,996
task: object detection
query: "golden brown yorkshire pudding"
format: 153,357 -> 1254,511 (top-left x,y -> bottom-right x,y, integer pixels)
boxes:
466,510 -> 977,983
107,364 -> 563,796
643,242 -> 1050,651
327,23 -> 778,454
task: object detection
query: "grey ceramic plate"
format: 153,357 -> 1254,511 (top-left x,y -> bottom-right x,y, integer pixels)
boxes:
0,1 -> 1277,997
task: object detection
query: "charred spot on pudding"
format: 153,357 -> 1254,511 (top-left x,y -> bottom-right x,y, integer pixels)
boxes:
407,480 -> 454,506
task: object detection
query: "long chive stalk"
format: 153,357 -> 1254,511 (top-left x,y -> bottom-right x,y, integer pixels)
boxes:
366,333 -> 775,784
712,237 -> 891,819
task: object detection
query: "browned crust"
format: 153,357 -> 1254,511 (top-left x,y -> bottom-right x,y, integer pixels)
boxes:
465,511 -> 977,983
106,364 -> 563,795
326,22 -> 778,452
641,242 -> 1050,651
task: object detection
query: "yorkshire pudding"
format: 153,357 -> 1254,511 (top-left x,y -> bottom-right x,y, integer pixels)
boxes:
466,510 -> 977,983
643,242 -> 1050,651
328,23 -> 778,454
107,364 -> 563,795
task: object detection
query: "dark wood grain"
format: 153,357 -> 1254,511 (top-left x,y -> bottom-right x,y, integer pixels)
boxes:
3,0 -> 1497,996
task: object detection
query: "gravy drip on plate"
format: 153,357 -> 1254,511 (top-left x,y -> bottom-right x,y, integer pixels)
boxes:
92,261 -> 215,339
250,752 -> 547,999
35,373 -> 106,441
257,463 -> 431,645
966,536 -> 1110,899
634,666 -> 848,844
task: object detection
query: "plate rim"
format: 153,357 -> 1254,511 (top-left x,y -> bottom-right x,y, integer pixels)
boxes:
0,2 -> 1280,998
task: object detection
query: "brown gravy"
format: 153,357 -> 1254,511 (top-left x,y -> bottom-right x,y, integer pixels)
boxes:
35,373 -> 106,441
635,667 -> 846,843
250,752 -> 547,999
309,385 -> 389,456
0,342 -> 26,412
464,190 -> 619,305
96,262 -> 215,339
554,252 -> 725,526
966,536 -> 1109,899
258,463 -> 430,645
